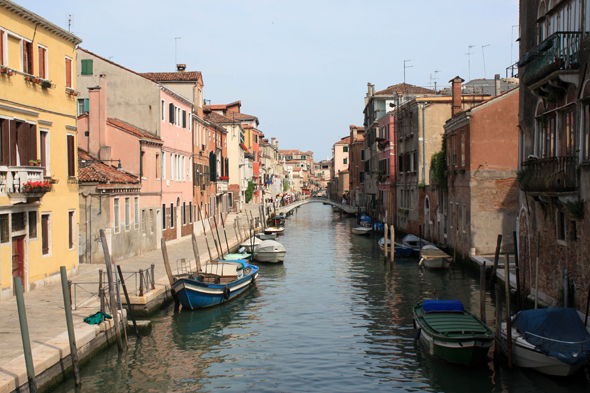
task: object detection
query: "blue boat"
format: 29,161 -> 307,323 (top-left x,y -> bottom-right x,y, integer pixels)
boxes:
378,237 -> 413,257
171,260 -> 259,310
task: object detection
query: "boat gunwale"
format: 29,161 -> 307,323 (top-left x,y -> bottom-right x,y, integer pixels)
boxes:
413,304 -> 494,342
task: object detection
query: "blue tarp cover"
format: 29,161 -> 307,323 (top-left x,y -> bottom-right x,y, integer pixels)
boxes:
512,308 -> 590,366
422,300 -> 464,313
360,215 -> 371,222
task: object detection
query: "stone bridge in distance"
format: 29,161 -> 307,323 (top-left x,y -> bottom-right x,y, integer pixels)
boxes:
275,197 -> 361,215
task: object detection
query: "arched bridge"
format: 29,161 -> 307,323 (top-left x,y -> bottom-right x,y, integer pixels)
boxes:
276,197 -> 361,215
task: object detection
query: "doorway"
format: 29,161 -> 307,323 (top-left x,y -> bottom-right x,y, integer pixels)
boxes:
12,235 -> 25,293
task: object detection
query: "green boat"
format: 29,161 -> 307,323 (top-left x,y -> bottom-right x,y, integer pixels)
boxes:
413,300 -> 494,366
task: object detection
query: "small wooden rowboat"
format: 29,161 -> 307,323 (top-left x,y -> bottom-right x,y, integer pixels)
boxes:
413,300 -> 494,366
377,237 -> 413,257
264,226 -> 285,235
419,246 -> 452,269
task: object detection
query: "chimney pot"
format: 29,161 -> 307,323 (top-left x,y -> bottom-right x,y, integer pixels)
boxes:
176,64 -> 186,72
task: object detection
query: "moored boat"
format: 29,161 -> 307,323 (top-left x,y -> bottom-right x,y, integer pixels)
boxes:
419,245 -> 452,269
500,308 -> 590,376
403,234 -> 433,254
377,237 -> 413,257
240,237 -> 262,252
269,214 -> 285,226
252,240 -> 286,263
264,226 -> 285,235
413,300 -> 494,366
224,252 -> 251,261
172,260 -> 259,310
256,232 -> 277,240
351,223 -> 372,235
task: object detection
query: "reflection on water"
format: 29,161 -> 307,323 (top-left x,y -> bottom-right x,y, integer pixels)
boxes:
54,204 -> 590,392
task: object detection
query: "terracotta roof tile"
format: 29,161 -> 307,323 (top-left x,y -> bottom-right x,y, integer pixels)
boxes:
107,118 -> 162,143
335,136 -> 351,145
78,149 -> 140,185
140,71 -> 202,82
206,111 -> 237,125
375,83 -> 435,95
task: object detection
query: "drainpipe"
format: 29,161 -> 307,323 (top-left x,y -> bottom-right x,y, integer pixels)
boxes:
81,192 -> 90,264
422,103 -> 427,183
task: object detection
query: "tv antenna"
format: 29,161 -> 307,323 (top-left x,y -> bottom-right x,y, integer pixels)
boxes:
465,45 -> 475,81
433,70 -> 440,93
482,44 -> 490,79
404,59 -> 412,84
66,14 -> 74,33
175,37 -> 181,64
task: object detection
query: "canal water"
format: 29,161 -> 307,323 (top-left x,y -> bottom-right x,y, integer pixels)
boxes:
54,203 -> 590,392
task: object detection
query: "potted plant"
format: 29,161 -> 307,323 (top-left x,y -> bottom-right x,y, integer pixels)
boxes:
218,175 -> 229,181
29,159 -> 41,167
22,180 -> 51,194
41,80 -> 51,88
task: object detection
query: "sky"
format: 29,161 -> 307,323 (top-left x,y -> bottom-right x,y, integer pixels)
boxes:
18,0 -> 519,160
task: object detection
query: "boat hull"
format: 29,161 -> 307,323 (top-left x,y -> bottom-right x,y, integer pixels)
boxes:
420,256 -> 451,269
351,227 -> 372,235
253,251 -> 286,263
172,269 -> 258,310
417,330 -> 493,366
501,327 -> 586,376
379,245 -> 413,257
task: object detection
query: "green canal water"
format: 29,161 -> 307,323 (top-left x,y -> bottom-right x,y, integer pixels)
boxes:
54,203 -> 590,392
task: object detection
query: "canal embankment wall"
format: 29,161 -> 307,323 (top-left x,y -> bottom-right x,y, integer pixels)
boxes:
0,204 -> 263,393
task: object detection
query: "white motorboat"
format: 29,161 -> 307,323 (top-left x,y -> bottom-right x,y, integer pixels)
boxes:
351,223 -> 372,235
264,226 -> 285,235
500,308 -> 590,377
252,240 -> 286,263
256,232 -> 277,240
402,234 -> 433,254
419,245 -> 452,269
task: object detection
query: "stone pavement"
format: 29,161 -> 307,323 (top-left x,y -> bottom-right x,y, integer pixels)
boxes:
0,203 -> 264,391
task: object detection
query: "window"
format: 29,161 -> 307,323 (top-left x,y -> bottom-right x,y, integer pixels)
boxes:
182,110 -> 186,128
37,45 -> 47,79
81,59 -> 93,75
65,57 -> 73,88
343,158 -> 347,165
40,129 -> 49,175
12,212 -> 25,232
67,134 -> 75,177
28,211 -> 37,238
162,152 -> 166,180
134,197 -> 139,230
68,210 -> 75,249
77,98 -> 88,116
162,204 -> 166,229
22,40 -> 33,74
41,213 -> 50,255
183,202 -> 186,225
461,132 -> 465,167
169,103 -> 174,124
343,146 -> 348,152
125,198 -> 130,231
0,30 -> 4,66
156,153 -> 161,179
114,198 -> 120,233
170,203 -> 174,228
0,214 -> 8,243
584,102 -> 590,161
142,209 -> 147,234
189,202 -> 193,223
161,100 -> 165,121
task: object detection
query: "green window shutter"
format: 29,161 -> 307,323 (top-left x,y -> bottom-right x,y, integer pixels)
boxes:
84,99 -> 89,113
81,59 -> 93,75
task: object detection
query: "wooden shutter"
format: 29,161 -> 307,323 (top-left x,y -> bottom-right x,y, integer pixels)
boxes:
67,134 -> 75,176
9,120 -> 16,166
81,59 -> 93,75
209,153 -> 216,181
182,110 -> 186,128
40,131 -> 47,174
84,98 -> 89,113
29,124 -> 37,163
225,157 -> 229,177
17,122 -> 30,165
0,31 -> 4,66
65,58 -> 72,88
0,119 -> 9,166
41,215 -> 49,254
38,46 -> 46,79
169,103 -> 174,124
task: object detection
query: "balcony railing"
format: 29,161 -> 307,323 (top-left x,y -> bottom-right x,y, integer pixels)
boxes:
519,156 -> 577,193
0,166 -> 45,194
521,32 -> 581,87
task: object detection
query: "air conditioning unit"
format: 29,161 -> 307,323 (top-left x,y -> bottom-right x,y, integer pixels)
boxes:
166,180 -> 170,187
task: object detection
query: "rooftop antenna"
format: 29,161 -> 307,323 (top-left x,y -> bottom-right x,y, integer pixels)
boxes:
482,44 -> 490,79
465,45 -> 475,81
175,37 -> 181,65
404,59 -> 412,85
433,70 -> 440,93
66,14 -> 73,32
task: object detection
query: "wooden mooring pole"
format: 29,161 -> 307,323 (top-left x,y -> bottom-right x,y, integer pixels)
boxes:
479,261 -> 486,324
390,225 -> 395,263
14,278 -> 38,393
513,231 -> 520,312
505,254 -> 513,368
99,229 -> 124,352
117,265 -> 140,338
60,266 -> 81,386
384,223 -> 389,259
489,234 -> 503,286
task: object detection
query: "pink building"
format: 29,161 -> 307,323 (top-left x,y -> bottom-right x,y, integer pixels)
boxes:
77,75 -> 164,263
377,113 -> 396,222
159,87 -> 194,241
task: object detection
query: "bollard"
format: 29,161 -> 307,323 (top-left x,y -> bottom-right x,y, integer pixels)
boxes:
14,278 -> 38,393
390,225 -> 395,263
100,288 -> 106,314
139,269 -> 144,297
68,280 -> 73,310
151,264 -> 156,290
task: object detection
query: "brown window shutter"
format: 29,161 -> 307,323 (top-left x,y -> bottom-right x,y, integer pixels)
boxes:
41,215 -> 49,254
0,31 -> 4,66
0,119 -> 9,166
17,121 -> 30,165
67,134 -> 75,176
9,120 -> 16,166
40,131 -> 47,174
29,124 -> 37,163
38,46 -> 45,79
65,58 -> 72,88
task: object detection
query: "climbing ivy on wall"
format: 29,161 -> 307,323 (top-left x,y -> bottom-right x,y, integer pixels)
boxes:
430,137 -> 448,192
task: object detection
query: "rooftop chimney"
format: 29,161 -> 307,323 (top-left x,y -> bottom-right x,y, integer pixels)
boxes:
449,76 -> 465,117
494,74 -> 501,96
176,64 -> 186,72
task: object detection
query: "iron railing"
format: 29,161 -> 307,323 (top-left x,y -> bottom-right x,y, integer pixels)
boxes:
521,32 -> 581,87
520,156 -> 578,193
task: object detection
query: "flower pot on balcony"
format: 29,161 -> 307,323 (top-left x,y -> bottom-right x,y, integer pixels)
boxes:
41,80 -> 51,88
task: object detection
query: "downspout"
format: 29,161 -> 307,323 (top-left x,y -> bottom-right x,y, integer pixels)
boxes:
422,103 -> 426,183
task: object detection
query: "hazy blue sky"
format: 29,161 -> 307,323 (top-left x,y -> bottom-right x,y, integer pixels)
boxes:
19,0 -> 519,160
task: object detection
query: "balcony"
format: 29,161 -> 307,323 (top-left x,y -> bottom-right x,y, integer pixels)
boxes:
520,32 -> 581,89
519,156 -> 577,194
216,179 -> 228,193
0,167 -> 46,203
